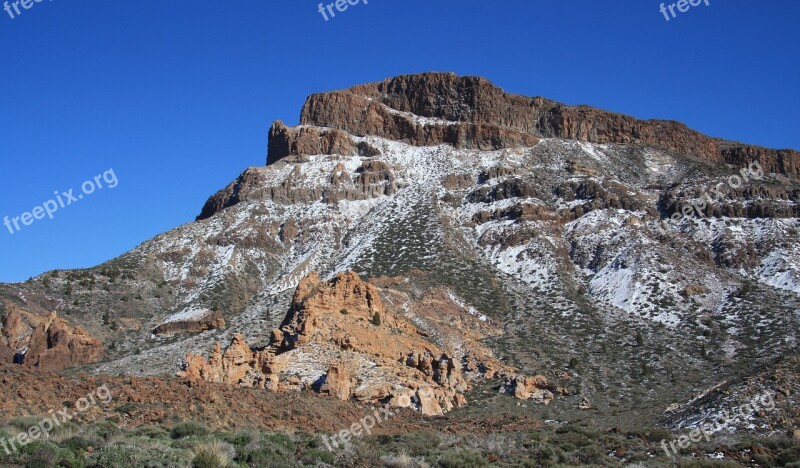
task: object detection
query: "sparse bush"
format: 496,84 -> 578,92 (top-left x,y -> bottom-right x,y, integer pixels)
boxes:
171,421 -> 210,439
132,425 -> 170,440
263,432 -> 295,452
219,430 -> 255,447
86,442 -> 192,467
59,435 -> 95,453
24,447 -> 55,468
377,432 -> 440,457
245,447 -> 293,467
191,440 -> 235,468
300,448 -> 335,465
437,449 -> 488,468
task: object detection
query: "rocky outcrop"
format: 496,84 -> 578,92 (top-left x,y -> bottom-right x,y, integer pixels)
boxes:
276,72 -> 798,178
295,89 -> 539,158
267,121 -> 381,165
179,271 -> 550,415
153,311 -> 225,336
198,160 -> 398,220
0,305 -> 24,364
0,308 -> 104,371
201,73 -> 797,220
505,375 -> 555,405
320,362 -> 352,401
659,183 -> 800,220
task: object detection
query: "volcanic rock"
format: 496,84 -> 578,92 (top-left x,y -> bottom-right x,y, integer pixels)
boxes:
1,308 -> 104,371
179,271 -> 546,415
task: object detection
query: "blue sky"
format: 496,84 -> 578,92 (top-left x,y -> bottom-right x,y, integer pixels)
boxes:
0,0 -> 798,282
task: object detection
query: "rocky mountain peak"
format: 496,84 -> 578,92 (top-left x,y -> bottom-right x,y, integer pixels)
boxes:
266,72 -> 798,180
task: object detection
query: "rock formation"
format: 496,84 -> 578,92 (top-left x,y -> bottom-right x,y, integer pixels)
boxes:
263,72 -> 799,179
179,271 -> 551,415
0,306 -> 104,371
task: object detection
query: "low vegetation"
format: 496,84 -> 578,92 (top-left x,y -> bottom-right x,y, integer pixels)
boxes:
0,419 -> 797,467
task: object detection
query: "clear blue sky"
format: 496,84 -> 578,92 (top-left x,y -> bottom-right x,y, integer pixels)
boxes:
0,0 -> 798,282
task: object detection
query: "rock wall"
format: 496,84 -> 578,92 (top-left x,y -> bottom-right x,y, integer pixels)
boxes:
269,72 -> 798,178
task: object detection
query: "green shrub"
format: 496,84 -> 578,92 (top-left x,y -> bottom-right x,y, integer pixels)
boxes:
245,447 -> 294,467
568,357 -> 580,369
58,435 -> 94,453
676,459 -> 740,467
191,441 -> 235,468
438,450 -> 488,468
86,443 -> 192,468
9,417 -> 42,432
18,440 -> 81,468
777,444 -> 800,466
381,452 -> 428,468
643,428 -> 674,443
300,448 -> 334,465
24,448 -> 55,468
377,432 -> 440,457
93,419 -> 122,441
263,433 -> 295,453
219,430 -> 255,447
115,403 -> 138,415
171,421 -> 210,439
575,443 -> 608,464
132,425 -> 170,440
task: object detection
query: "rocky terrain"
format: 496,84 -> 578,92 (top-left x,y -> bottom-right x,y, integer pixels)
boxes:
179,271 -> 555,415
0,72 -> 798,442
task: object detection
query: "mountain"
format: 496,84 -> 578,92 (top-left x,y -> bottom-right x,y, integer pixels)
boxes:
0,72 -> 798,432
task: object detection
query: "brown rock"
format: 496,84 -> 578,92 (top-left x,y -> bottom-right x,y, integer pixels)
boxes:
267,120 -> 381,165
180,271 -> 552,415
320,362 -> 352,401
16,311 -> 103,372
293,73 -> 800,179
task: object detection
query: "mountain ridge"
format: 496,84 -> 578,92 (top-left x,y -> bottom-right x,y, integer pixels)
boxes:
0,72 -> 797,434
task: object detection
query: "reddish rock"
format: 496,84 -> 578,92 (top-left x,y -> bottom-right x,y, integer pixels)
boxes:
179,271 -> 550,415
2,310 -> 104,372
320,362 -> 352,401
274,72 -> 799,180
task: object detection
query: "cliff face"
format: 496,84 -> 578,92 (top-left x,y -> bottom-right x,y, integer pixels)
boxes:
266,72 -> 798,178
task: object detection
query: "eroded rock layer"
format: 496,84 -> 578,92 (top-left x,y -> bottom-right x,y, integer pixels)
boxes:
263,72 -> 799,180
